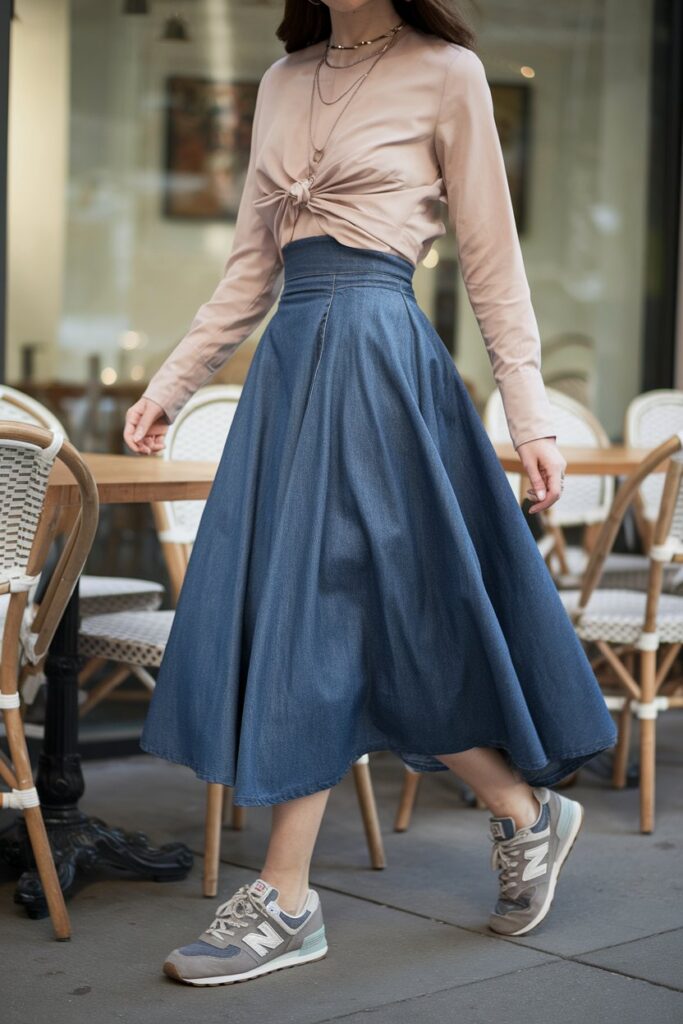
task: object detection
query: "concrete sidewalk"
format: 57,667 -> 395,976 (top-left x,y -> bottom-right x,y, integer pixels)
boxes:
2,713 -> 682,1024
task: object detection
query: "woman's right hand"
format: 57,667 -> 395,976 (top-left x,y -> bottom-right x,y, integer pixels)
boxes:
124,397 -> 170,455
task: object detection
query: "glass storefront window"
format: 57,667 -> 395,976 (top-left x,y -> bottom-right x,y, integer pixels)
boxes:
4,0 -> 677,444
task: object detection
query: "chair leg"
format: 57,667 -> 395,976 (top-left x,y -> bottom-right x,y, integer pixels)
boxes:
221,786 -> 247,830
231,800 -> 247,831
394,767 -> 421,832
612,699 -> 632,789
639,650 -> 657,834
639,714 -> 656,834
22,805 -> 71,940
352,755 -> 386,869
3,704 -> 70,939
203,783 -> 224,898
78,664 -> 131,717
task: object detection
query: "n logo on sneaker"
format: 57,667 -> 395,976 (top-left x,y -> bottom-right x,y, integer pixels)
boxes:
243,921 -> 285,957
522,842 -> 549,881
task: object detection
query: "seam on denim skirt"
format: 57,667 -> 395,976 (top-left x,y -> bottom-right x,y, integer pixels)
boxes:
301,275 -> 335,420
284,269 -> 411,286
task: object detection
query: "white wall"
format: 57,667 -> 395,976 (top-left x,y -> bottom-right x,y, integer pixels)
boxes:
6,0 -> 70,383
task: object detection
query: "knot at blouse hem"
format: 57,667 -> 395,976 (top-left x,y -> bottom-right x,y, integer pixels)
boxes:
287,175 -> 315,208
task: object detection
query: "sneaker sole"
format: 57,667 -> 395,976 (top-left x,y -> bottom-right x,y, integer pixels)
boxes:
490,796 -> 585,938
163,942 -> 328,987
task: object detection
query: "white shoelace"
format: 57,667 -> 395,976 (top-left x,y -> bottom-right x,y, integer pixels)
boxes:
206,885 -> 260,941
490,838 -> 522,897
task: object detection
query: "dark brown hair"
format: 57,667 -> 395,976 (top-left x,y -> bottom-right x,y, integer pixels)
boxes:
276,1 -> 476,54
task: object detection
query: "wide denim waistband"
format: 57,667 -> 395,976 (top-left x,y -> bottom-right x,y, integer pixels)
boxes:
281,235 -> 415,291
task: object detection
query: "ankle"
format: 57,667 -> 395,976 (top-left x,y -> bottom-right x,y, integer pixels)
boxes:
490,791 -> 541,832
259,868 -> 310,915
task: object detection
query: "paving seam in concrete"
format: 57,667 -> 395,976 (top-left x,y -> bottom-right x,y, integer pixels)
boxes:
307,959 -> 569,1024
570,956 -> 683,994
569,924 -> 683,959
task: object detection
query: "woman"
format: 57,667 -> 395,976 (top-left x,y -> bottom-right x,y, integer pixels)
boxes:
124,0 -> 617,987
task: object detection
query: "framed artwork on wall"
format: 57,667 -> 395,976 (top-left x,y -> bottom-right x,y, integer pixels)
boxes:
490,82 -> 532,234
162,76 -> 259,220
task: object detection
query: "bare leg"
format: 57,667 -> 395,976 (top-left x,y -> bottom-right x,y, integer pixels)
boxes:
260,788 -> 331,914
436,747 -> 540,831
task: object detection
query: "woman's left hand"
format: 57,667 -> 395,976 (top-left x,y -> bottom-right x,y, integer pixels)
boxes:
515,436 -> 566,514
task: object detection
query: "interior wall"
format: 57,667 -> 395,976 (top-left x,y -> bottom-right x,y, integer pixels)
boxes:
6,0 -> 69,383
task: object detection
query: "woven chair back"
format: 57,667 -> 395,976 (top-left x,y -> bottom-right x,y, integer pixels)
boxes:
157,385 -> 242,545
625,390 -> 683,528
484,386 -> 613,524
0,422 -> 99,665
574,432 -> 683,629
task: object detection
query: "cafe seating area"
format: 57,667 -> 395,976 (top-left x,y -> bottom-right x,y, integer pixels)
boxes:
1,379 -> 682,1018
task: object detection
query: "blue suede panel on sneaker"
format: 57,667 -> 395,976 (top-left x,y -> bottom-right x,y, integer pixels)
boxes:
531,803 -> 550,832
278,908 -> 311,930
178,941 -> 242,958
490,817 -> 516,839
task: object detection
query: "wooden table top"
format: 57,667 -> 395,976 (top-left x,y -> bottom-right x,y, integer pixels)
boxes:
46,453 -> 218,507
45,443 -> 664,509
494,442 -> 659,475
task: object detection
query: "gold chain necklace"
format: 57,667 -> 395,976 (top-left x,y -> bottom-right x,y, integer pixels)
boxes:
321,19 -> 405,77
307,26 -> 402,177
323,39 -> 394,71
328,24 -> 398,50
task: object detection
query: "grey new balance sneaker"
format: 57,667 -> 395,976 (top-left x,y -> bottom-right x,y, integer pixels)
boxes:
163,878 -> 327,986
488,786 -> 584,937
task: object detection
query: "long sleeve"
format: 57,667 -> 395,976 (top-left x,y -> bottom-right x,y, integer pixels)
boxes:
142,66 -> 283,423
434,48 -> 556,451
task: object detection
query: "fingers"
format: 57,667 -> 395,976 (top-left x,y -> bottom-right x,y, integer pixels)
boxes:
520,445 -> 566,515
123,399 -> 168,455
528,462 -> 565,512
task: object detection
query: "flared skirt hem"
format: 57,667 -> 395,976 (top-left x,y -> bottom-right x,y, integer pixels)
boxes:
138,732 -> 617,807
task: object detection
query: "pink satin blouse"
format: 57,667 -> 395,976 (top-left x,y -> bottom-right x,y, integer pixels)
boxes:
142,25 -> 556,450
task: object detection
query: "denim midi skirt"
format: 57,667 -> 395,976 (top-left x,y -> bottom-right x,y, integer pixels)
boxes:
140,234 -> 617,806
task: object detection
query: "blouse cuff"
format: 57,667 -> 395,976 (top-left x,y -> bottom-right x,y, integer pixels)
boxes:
496,366 -> 557,451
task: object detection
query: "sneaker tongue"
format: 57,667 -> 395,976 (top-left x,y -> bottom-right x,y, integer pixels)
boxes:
247,878 -> 280,908
489,816 -> 517,841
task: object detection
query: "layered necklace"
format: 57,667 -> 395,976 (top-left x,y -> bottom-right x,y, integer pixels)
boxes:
305,20 -> 406,180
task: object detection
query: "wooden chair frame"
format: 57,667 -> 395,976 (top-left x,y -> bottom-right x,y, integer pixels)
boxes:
569,432 -> 683,833
0,422 -> 99,939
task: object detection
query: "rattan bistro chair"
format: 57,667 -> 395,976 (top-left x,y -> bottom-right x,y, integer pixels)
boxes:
485,387 -> 616,576
151,384 -> 243,603
0,386 -> 163,618
484,386 -> 681,593
625,390 -> 683,549
0,422 -> 99,939
558,432 -> 683,833
74,386 -> 241,714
